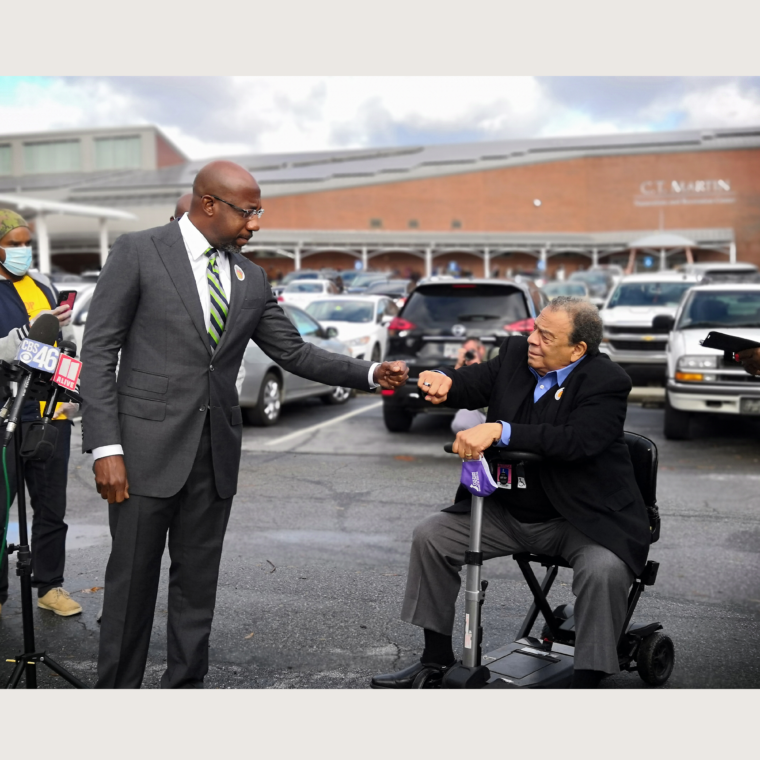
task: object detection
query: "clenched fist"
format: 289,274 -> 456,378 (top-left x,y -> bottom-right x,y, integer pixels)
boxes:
417,370 -> 452,404
374,361 -> 409,389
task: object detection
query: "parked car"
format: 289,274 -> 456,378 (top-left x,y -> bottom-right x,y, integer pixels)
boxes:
599,272 -> 699,384
542,281 -> 590,301
239,303 -> 355,426
589,264 -> 625,288
58,281 -> 97,353
569,270 -> 616,308
660,283 -> 760,439
346,273 -> 390,294
280,269 -> 321,285
676,262 -> 759,283
381,277 -> 548,432
306,295 -> 398,362
363,279 -> 412,308
279,279 -> 340,309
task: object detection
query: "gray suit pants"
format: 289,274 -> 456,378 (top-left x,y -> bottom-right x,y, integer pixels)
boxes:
401,504 -> 634,674
96,415 -> 232,689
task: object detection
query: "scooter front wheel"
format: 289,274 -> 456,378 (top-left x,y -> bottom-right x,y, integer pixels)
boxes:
412,667 -> 444,689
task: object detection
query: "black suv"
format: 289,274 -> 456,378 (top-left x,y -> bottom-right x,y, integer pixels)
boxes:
382,278 -> 548,431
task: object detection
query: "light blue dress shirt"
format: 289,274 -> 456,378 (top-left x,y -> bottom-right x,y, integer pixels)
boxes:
495,355 -> 586,447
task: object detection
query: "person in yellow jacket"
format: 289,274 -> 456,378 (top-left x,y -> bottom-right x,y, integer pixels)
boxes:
0,209 -> 80,617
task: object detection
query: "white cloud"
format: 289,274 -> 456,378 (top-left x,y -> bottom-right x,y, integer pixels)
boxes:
674,81 -> 760,129
3,77 -> 760,160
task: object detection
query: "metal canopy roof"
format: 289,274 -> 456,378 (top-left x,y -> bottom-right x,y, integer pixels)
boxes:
22,124 -> 758,202
629,232 -> 698,248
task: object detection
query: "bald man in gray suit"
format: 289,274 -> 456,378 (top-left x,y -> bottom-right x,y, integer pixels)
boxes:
81,161 -> 408,688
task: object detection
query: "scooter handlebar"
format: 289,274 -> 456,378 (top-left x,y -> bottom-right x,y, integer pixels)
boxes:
443,443 -> 543,462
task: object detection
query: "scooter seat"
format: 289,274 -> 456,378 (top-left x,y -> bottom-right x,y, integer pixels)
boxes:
513,552 -> 571,569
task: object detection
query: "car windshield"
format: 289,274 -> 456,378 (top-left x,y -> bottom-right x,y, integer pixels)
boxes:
401,284 -> 528,328
282,271 -> 318,284
607,281 -> 693,308
352,275 -> 388,288
677,291 -> 760,329
307,300 -> 374,323
285,282 -> 324,293
544,282 -> 587,297
366,281 -> 408,295
570,272 -> 609,284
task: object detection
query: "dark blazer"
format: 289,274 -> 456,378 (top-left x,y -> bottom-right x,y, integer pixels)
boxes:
80,221 -> 373,500
439,336 -> 651,575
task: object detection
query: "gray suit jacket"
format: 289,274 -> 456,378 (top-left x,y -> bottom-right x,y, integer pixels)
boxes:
80,221 -> 373,500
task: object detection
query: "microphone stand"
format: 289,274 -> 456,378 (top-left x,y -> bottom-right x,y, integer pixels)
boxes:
2,362 -> 87,689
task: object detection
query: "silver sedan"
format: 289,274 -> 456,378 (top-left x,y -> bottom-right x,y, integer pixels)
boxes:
239,303 -> 356,426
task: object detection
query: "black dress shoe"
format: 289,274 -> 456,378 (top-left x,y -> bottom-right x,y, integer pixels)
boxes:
370,661 -> 449,689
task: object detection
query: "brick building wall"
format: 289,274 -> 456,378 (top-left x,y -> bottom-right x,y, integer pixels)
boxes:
250,147 -> 760,277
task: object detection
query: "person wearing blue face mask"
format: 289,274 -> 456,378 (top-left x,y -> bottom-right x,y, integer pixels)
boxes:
0,208 -> 82,619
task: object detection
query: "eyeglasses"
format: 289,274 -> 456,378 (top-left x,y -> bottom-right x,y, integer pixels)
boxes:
208,194 -> 264,220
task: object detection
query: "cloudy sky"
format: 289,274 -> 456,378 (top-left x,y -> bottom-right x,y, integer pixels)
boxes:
2,76 -> 760,160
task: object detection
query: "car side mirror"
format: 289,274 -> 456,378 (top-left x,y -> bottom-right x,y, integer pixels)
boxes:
74,311 -> 88,326
325,326 -> 339,339
381,314 -> 393,325
652,314 -> 675,332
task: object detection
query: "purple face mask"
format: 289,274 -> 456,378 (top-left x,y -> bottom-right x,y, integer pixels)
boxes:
460,456 -> 499,497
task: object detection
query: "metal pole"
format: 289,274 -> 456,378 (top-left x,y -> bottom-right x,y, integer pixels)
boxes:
361,245 -> 368,271
294,246 -> 302,271
35,213 -> 50,275
483,247 -> 490,279
730,242 -> 736,263
11,426 -> 37,688
99,218 -> 109,269
592,247 -> 599,267
425,247 -> 432,278
461,495 -> 484,669
660,248 -> 667,271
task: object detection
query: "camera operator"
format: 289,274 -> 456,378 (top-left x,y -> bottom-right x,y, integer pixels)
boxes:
451,339 -> 488,434
0,209 -> 80,618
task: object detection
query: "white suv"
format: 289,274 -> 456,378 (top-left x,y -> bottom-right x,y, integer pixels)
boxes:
661,283 -> 760,439
599,272 -> 699,382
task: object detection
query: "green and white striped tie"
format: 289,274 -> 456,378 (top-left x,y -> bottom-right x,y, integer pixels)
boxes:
206,248 -> 229,349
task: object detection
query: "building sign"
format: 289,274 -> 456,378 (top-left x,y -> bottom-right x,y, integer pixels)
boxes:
635,179 -> 735,207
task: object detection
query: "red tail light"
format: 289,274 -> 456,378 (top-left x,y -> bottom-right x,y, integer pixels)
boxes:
277,295 -> 285,302
388,316 -> 416,335
503,318 -> 535,334
381,389 -> 395,396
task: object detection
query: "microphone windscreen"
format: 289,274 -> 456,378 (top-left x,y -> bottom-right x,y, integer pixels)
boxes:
58,340 -> 77,358
28,313 -> 60,347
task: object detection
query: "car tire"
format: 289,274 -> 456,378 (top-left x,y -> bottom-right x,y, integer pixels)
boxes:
371,343 -> 382,362
321,386 -> 353,405
663,394 -> 692,440
244,372 -> 282,426
383,404 -> 414,432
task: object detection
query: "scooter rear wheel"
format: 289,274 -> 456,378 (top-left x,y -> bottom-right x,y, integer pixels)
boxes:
637,632 -> 675,686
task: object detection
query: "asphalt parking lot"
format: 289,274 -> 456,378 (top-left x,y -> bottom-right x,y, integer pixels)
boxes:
1,392 -> 759,688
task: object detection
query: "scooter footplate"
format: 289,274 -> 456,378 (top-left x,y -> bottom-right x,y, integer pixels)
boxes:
482,640 -> 575,688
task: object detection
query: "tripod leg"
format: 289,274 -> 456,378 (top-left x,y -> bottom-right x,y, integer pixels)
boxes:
40,655 -> 89,689
6,658 -> 26,689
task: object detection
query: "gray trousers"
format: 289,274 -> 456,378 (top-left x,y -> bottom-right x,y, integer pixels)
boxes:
96,416 -> 233,689
401,504 -> 634,674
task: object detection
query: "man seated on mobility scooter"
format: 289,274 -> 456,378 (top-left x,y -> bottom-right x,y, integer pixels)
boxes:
371,297 -> 651,690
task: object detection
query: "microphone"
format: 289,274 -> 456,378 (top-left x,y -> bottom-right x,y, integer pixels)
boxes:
41,340 -> 77,422
2,314 -> 61,447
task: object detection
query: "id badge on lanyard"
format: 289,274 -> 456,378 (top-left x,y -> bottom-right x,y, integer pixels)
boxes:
494,462 -> 527,489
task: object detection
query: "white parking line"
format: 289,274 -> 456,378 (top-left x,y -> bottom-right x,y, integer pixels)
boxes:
266,401 -> 383,447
